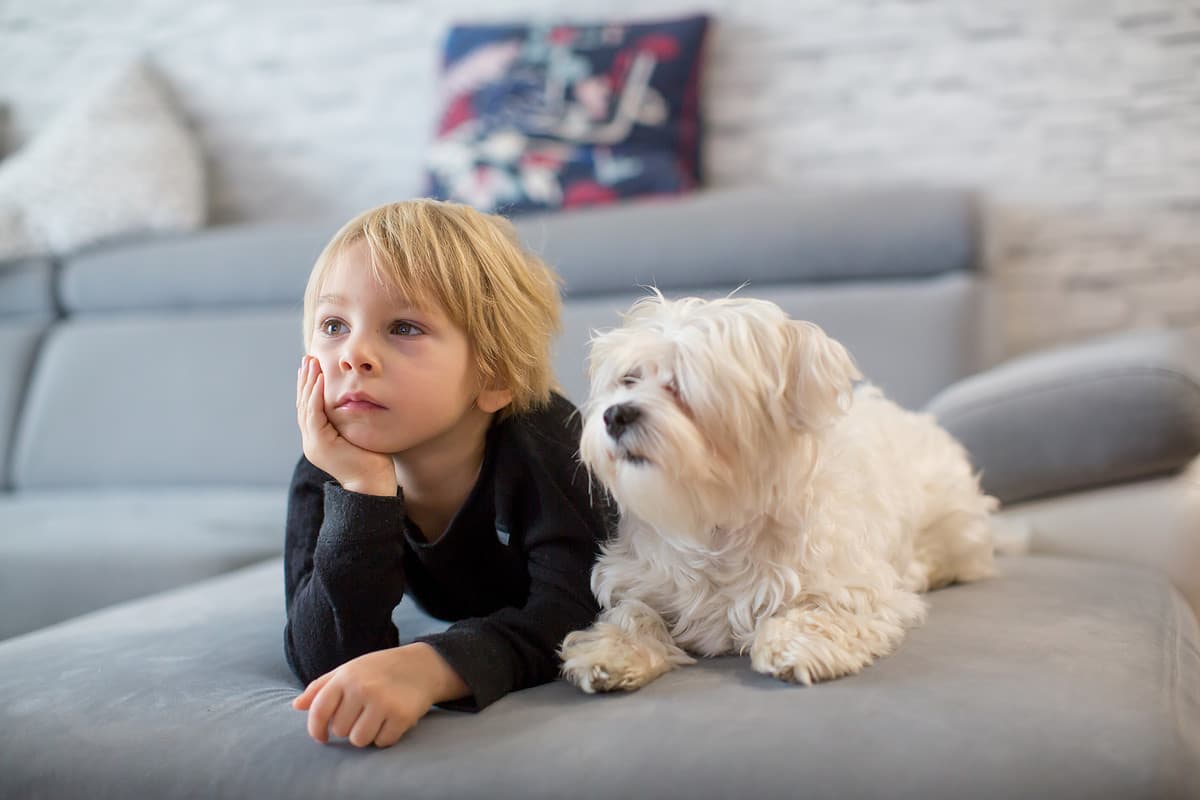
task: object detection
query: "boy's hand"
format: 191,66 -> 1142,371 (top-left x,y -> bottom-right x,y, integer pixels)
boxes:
292,643 -> 470,748
296,356 -> 396,496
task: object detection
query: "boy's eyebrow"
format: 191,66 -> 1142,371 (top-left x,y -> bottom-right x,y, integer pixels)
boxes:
316,293 -> 429,316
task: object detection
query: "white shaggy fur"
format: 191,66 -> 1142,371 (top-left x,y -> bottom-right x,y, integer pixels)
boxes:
560,294 -> 996,692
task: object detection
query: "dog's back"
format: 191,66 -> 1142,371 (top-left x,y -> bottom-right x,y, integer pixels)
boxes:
819,385 -> 997,591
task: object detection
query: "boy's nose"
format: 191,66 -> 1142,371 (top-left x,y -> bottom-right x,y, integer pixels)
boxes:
340,355 -> 377,373
339,338 -> 381,373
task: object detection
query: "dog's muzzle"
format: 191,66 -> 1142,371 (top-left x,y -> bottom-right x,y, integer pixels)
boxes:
603,402 -> 641,440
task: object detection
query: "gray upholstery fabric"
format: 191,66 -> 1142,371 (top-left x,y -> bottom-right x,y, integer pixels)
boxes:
556,271 -> 986,410
927,329 -> 1200,504
0,488 -> 286,639
11,310 -> 304,489
60,221 -> 328,313
0,555 -> 1196,799
516,184 -> 977,295
0,321 -> 48,489
57,186 -> 976,313
998,469 -> 1200,618
0,256 -> 55,316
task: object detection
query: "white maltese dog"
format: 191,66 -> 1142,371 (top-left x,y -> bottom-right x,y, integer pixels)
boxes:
560,294 -> 996,692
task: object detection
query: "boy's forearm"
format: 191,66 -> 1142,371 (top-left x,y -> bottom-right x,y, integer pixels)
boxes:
285,477 -> 409,683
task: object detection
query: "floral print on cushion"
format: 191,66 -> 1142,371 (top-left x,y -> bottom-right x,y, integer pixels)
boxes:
425,14 -> 710,215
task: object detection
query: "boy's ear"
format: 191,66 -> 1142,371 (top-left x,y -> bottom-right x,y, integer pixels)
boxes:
476,387 -> 513,414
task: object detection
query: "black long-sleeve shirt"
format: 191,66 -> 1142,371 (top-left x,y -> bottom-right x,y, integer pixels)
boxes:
283,392 -> 613,710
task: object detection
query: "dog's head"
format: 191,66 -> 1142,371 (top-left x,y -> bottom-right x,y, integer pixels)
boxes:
580,293 -> 861,542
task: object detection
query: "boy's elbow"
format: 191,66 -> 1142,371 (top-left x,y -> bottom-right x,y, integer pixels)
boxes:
283,625 -> 326,686
283,629 -> 306,684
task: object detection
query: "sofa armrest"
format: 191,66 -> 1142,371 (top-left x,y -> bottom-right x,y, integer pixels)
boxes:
925,328 -> 1200,506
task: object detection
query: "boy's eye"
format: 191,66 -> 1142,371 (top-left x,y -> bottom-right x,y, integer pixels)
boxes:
390,321 -> 424,337
319,319 -> 346,336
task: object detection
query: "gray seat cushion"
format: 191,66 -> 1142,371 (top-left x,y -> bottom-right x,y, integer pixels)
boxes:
0,489 -> 286,639
997,471 -> 1200,618
927,329 -> 1200,504
1,555 -> 1196,799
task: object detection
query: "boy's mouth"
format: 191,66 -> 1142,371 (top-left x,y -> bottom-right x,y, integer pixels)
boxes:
336,391 -> 387,411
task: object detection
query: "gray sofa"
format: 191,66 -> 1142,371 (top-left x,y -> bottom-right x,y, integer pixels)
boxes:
1,186 -> 1198,799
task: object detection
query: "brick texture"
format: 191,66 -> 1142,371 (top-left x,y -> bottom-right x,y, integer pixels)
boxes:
2,0 -> 1198,357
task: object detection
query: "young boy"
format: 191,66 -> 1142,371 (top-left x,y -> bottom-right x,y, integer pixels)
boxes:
285,199 -> 612,748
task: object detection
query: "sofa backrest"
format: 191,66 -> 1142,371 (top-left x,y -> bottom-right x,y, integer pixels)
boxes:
3,185 -> 985,491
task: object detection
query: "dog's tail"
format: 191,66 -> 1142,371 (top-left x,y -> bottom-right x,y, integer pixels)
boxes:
990,514 -> 1032,557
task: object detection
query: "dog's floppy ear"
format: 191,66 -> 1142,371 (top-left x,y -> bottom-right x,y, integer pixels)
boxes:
783,320 -> 862,431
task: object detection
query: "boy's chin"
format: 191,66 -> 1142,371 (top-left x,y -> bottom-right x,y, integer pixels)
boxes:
337,425 -> 400,457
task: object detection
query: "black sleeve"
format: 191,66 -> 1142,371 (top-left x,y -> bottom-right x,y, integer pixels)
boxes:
415,399 -> 612,710
283,455 -> 407,685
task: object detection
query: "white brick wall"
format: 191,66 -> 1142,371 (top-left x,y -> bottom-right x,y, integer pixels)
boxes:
2,0 -> 1199,357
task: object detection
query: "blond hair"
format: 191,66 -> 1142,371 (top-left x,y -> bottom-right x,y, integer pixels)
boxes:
302,199 -> 562,417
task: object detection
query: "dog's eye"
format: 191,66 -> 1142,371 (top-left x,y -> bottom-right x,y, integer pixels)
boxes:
665,378 -> 680,397
620,373 -> 640,388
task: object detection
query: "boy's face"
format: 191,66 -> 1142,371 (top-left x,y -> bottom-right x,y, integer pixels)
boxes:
308,241 -> 488,457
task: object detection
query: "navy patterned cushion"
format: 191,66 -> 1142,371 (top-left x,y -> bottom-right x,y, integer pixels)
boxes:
425,14 -> 710,215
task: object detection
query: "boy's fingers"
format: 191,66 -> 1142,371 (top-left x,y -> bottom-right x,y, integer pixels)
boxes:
307,374 -> 331,442
375,718 -> 409,749
297,358 -> 317,427
312,373 -> 326,417
307,683 -> 343,744
296,356 -> 307,403
329,691 -> 363,739
306,372 -> 321,424
348,707 -> 386,749
292,671 -> 333,710
302,372 -> 323,436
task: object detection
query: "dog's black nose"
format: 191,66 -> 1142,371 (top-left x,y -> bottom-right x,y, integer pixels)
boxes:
603,403 -> 641,439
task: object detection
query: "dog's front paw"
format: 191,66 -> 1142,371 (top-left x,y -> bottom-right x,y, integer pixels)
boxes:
749,608 -> 887,686
559,623 -> 671,693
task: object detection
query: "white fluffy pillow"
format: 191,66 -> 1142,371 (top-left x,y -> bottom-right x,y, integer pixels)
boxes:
0,61 -> 206,261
